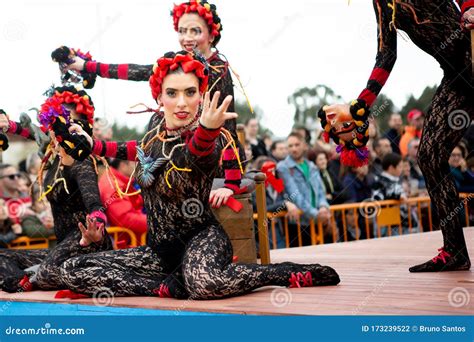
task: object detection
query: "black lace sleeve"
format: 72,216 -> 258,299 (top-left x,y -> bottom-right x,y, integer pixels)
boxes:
70,158 -> 103,214
85,61 -> 153,82
357,0 -> 397,107
208,53 -> 236,132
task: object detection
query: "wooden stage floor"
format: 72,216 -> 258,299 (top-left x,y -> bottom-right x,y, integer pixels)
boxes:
1,228 -> 472,316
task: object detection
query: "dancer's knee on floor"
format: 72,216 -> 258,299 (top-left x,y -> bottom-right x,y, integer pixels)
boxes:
57,259 -> 77,286
184,269 -> 227,300
35,263 -> 60,288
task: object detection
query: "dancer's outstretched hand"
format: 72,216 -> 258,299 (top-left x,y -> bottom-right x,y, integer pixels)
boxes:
200,91 -> 237,129
462,7 -> 474,30
65,56 -> 86,72
69,123 -> 93,148
79,215 -> 105,247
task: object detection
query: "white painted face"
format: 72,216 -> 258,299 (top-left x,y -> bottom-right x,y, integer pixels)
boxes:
178,13 -> 214,57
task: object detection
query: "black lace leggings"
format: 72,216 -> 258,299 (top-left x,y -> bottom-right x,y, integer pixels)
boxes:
0,229 -> 112,290
378,0 -> 474,258
417,76 -> 473,255
60,225 -> 339,299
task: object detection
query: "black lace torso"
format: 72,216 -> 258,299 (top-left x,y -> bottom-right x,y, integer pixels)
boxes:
136,114 -> 222,254
377,0 -> 471,82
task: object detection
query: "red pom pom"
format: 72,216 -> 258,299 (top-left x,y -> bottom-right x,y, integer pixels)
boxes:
339,147 -> 369,167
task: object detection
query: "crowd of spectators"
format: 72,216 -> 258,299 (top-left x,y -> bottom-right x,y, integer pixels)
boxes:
1,110 -> 472,251
243,110 -> 474,248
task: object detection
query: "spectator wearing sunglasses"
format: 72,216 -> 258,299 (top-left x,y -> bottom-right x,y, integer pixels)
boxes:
0,165 -> 23,197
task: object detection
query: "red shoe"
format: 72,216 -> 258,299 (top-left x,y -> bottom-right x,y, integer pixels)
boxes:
54,290 -> 89,299
282,262 -> 340,287
409,247 -> 471,272
19,275 -> 33,292
153,284 -> 171,298
288,272 -> 313,288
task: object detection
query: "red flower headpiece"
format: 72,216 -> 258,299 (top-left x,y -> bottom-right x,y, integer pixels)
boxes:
39,97 -> 71,130
149,52 -> 209,101
172,0 -> 222,45
51,90 -> 95,124
39,87 -> 95,130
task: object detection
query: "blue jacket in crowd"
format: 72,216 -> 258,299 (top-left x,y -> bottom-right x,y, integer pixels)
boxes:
277,156 -> 329,224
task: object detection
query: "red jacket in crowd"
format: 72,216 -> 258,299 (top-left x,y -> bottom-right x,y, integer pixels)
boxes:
98,168 -> 147,244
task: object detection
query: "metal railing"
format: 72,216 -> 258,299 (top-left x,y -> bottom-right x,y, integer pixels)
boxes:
254,193 -> 473,248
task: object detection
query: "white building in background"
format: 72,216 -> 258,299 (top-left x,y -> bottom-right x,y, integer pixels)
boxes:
0,136 -> 37,166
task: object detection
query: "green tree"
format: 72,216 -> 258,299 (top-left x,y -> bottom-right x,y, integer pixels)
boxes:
287,84 -> 343,126
111,122 -> 144,141
400,85 -> 437,121
235,100 -> 272,136
371,94 -> 395,134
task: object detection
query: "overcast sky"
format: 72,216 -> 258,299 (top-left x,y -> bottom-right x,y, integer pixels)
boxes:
1,0 -> 444,137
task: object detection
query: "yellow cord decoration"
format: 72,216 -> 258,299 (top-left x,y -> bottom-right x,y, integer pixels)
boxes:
100,156 -> 141,198
228,64 -> 254,114
220,128 -> 244,174
165,161 -> 192,189
388,0 -> 397,31
38,178 -> 70,202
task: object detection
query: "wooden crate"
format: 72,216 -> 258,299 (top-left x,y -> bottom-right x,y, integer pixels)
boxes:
212,193 -> 257,263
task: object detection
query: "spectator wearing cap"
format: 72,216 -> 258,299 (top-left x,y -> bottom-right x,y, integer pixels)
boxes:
383,113 -> 403,155
399,109 -> 424,157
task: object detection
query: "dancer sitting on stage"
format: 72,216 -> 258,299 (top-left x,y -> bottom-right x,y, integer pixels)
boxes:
57,0 -> 244,208
0,86 -> 112,292
318,0 -> 473,272
58,51 -> 340,300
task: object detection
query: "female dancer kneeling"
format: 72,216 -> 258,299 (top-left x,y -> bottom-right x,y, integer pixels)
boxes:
0,87 -> 112,292
58,51 -> 340,300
